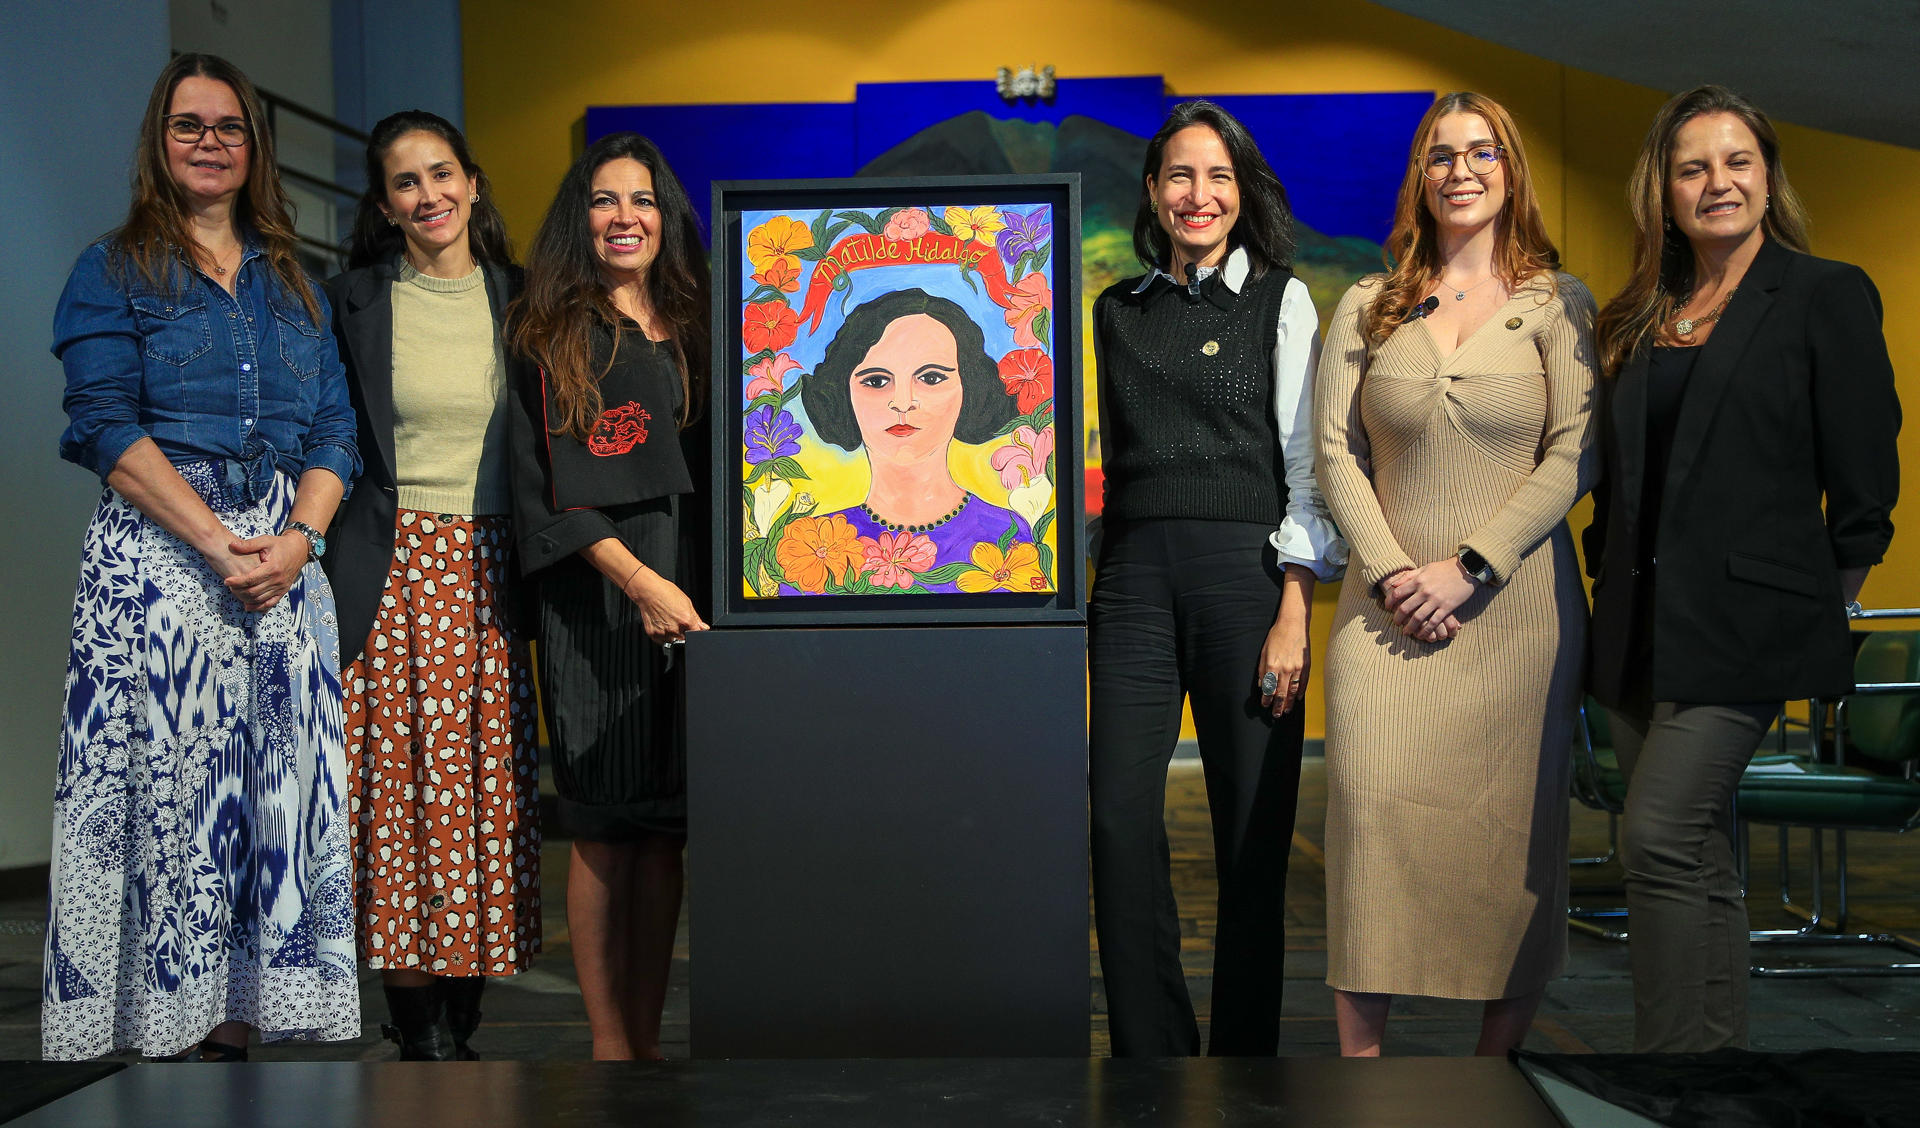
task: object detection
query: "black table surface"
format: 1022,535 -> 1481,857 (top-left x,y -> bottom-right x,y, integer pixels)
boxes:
6,1056 -> 1560,1127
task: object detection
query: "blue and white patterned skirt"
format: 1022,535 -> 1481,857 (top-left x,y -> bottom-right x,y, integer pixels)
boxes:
42,460 -> 361,1059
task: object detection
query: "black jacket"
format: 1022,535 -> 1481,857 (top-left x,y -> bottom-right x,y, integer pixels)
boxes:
1585,239 -> 1901,706
320,258 -> 525,664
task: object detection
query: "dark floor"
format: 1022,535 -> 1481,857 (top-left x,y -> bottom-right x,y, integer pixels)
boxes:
3,758 -> 1918,1062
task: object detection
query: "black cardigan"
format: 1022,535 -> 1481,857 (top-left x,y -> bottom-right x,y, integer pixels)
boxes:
320,258 -> 525,664
1584,238 -> 1902,706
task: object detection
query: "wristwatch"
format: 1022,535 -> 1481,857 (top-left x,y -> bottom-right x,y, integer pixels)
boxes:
283,520 -> 326,561
1457,548 -> 1498,586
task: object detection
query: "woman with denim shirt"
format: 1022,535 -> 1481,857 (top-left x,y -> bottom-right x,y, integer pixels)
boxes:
44,53 -> 362,1061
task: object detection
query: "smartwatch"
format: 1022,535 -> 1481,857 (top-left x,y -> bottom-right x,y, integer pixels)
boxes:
283,520 -> 326,562
1458,548 -> 1497,586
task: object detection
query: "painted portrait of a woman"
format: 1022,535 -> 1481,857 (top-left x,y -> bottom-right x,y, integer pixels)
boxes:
784,287 -> 1040,594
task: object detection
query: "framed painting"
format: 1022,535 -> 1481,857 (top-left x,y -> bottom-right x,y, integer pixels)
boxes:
709,175 -> 1085,626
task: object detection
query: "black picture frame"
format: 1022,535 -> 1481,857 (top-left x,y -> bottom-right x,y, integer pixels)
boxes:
708,174 -> 1085,627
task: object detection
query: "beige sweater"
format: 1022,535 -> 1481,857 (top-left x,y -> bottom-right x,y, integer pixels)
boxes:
390,262 -> 511,515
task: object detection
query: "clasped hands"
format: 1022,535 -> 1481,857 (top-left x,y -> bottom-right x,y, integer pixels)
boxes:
211,530 -> 310,613
1381,556 -> 1481,643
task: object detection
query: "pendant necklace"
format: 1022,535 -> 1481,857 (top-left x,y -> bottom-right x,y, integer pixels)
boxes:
1673,287 -> 1735,339
1438,272 -> 1496,301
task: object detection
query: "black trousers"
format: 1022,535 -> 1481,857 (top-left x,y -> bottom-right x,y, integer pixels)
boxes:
1089,518 -> 1304,1057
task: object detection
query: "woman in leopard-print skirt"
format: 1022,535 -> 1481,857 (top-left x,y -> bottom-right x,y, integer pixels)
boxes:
323,111 -> 539,1060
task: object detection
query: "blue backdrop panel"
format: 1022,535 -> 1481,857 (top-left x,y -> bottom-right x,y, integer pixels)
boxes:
1195,91 -> 1433,246
585,103 -> 856,230
852,76 -> 1167,169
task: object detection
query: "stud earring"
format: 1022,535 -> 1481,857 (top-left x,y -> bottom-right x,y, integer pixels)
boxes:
386,216 -> 398,227
470,193 -> 479,203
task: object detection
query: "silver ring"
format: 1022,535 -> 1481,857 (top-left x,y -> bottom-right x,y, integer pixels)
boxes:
1259,671 -> 1279,695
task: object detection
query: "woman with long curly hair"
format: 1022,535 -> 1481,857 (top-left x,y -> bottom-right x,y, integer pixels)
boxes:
324,109 -> 539,1060
45,53 -> 361,1061
1588,85 -> 1898,1052
1314,91 -> 1598,1056
504,131 -> 708,1060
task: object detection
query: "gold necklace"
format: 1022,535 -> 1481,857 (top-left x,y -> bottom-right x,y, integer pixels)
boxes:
1673,287 -> 1735,338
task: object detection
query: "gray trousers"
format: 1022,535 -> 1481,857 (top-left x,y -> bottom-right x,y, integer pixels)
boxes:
1608,695 -> 1778,1052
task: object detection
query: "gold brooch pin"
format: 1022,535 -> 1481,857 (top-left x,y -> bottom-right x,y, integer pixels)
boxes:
1201,340 -> 1220,356
1505,317 -> 1523,330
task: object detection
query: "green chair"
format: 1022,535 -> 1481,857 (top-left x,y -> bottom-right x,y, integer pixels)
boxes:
1741,621 -> 1920,976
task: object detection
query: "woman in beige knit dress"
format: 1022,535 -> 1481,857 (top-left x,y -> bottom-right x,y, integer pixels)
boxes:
1315,93 -> 1597,1056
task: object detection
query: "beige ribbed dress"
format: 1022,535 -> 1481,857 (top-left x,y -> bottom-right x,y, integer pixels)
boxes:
1315,273 -> 1598,999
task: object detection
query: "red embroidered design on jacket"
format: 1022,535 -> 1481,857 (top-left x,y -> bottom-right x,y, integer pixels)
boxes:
587,401 -> 651,456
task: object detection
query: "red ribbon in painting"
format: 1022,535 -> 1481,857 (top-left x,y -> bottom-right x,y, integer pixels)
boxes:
796,232 -> 1017,335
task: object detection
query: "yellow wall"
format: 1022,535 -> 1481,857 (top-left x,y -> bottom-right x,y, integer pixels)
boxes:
466,0 -> 1920,738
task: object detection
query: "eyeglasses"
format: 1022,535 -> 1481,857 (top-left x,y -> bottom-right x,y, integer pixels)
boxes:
1418,144 -> 1504,181
165,115 -> 250,147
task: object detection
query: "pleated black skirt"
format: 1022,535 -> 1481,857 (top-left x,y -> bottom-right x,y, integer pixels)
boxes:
534,497 -> 686,839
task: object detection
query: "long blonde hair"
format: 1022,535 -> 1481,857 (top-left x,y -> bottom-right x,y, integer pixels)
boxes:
1594,84 -> 1810,376
111,53 -> 320,324
1362,92 -> 1559,343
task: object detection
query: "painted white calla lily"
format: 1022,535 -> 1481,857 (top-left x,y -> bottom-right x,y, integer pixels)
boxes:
1009,474 -> 1053,532
752,477 -> 793,538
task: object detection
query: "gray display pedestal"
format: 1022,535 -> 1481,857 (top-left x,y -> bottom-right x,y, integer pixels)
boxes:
683,625 -> 1088,1057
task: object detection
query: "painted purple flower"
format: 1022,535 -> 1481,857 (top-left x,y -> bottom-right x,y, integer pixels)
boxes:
745,405 -> 802,464
998,207 -> 1051,265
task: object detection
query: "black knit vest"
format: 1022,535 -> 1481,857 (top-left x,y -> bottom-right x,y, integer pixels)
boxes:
1095,266 -> 1294,525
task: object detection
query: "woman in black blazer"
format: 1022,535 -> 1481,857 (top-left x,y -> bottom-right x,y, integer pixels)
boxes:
324,110 -> 540,1060
1589,85 -> 1900,1052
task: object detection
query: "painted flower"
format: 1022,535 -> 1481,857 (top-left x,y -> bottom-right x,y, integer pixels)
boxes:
744,405 -> 802,464
776,514 -> 862,593
745,352 -> 801,402
746,215 -> 814,273
997,206 -> 1051,264
751,477 -> 792,538
996,348 -> 1054,415
883,207 -> 931,241
858,530 -> 938,590
743,301 -> 802,356
956,541 -> 1045,593
752,255 -> 803,293
990,424 -> 1055,490
944,205 -> 1006,247
1001,272 -> 1052,348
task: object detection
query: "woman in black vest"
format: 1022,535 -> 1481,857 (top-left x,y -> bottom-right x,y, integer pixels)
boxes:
1589,85 -> 1899,1051
325,110 -> 539,1060
1089,100 -> 1345,1057
505,132 -> 709,1060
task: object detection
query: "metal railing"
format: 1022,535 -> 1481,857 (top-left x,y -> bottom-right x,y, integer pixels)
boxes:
256,84 -> 368,271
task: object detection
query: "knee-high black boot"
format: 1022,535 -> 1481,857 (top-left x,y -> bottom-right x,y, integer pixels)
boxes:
381,983 -> 453,1061
440,976 -> 485,1061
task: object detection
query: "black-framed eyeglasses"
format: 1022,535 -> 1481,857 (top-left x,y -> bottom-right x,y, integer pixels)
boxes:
165,115 -> 250,147
1418,144 -> 1503,181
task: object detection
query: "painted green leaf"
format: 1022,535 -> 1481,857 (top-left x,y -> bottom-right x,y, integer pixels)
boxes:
821,219 -> 853,247
1038,542 -> 1055,580
780,381 -> 802,406
1033,510 -> 1055,544
746,392 -> 781,414
770,456 -> 811,481
1030,308 -> 1051,346
917,561 -> 977,584
997,515 -> 1019,555
834,210 -> 881,234
928,208 -> 955,236
744,461 -> 773,484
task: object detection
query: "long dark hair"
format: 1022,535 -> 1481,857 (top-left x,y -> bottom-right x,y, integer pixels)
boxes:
802,288 -> 1013,451
1362,92 -> 1559,343
346,109 -> 512,269
506,132 -> 708,440
1595,84 -> 1810,376
1131,100 -> 1296,277
113,52 -> 319,323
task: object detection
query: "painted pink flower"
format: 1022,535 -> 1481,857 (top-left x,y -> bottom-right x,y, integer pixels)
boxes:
883,207 -> 931,241
1001,272 -> 1052,348
858,530 -> 938,590
990,424 -> 1055,490
745,352 -> 801,401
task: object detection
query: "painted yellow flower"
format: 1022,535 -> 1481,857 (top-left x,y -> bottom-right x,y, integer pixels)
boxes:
944,205 -> 1006,247
746,215 -> 814,273
956,541 -> 1045,593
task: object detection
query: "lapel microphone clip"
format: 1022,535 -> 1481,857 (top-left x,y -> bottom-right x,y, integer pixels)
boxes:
1404,295 -> 1440,322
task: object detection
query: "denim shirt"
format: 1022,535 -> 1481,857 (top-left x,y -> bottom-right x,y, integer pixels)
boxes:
53,236 -> 361,497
